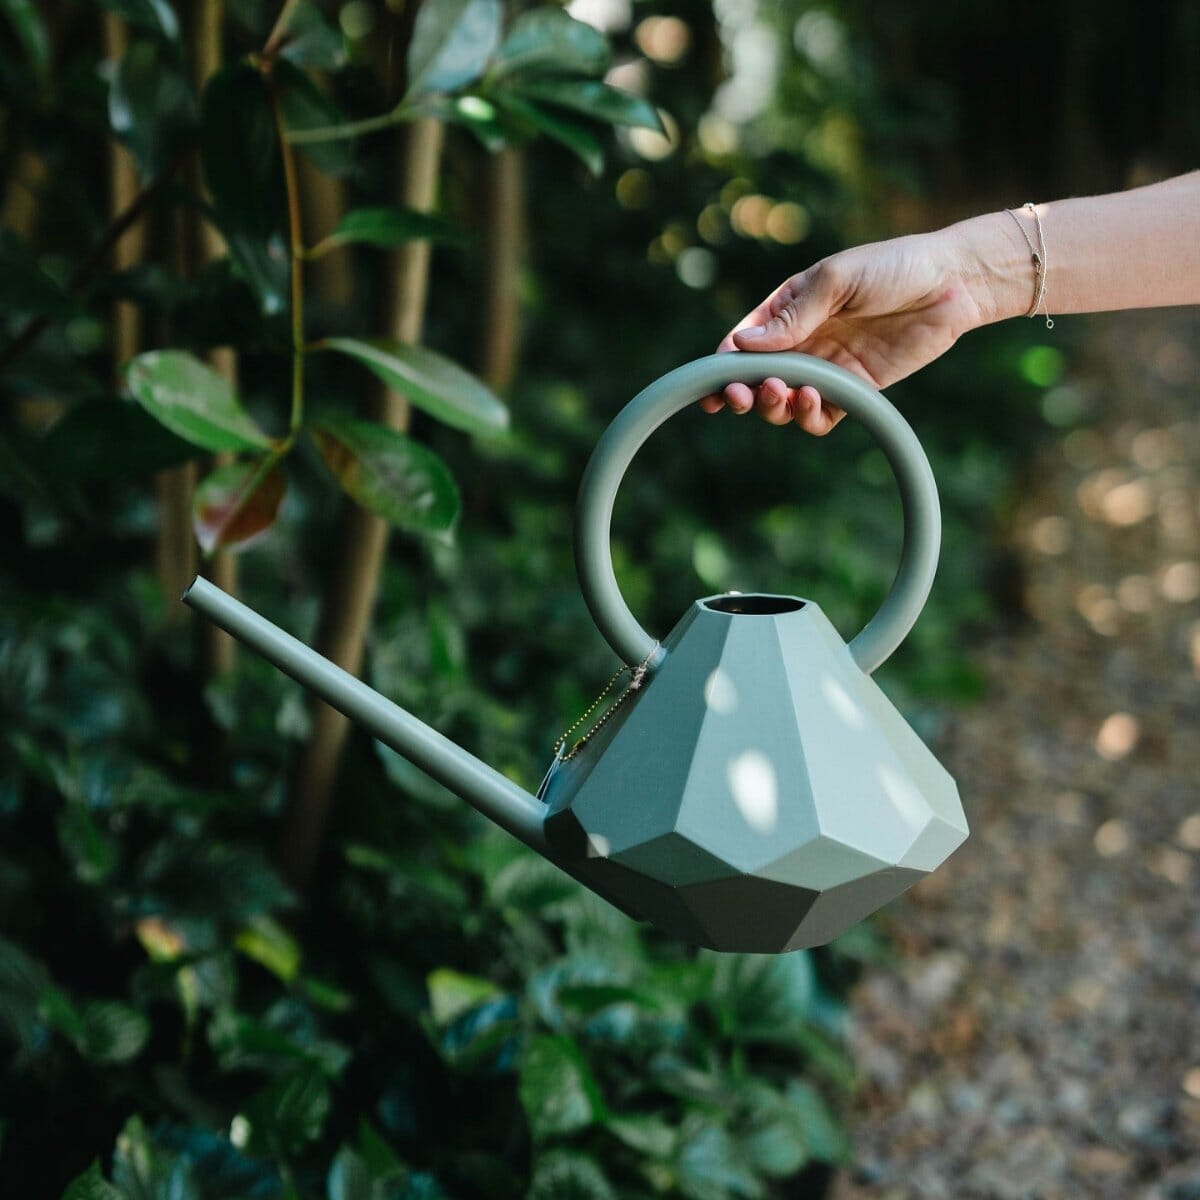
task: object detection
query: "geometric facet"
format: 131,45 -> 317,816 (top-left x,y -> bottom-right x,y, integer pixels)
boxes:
758,837 -> 890,890
677,873 -> 818,953
897,809 -> 969,871
783,866 -> 924,951
612,830 -> 741,885
540,594 -> 969,954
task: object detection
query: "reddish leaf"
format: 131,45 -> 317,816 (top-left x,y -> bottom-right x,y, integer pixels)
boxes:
192,459 -> 286,554
311,413 -> 459,533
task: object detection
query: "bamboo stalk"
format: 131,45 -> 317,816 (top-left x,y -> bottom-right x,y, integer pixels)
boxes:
193,0 -> 238,675
281,117 -> 445,891
0,147 -> 48,240
478,146 -> 525,392
103,13 -> 197,617
300,154 -> 352,306
102,14 -> 145,369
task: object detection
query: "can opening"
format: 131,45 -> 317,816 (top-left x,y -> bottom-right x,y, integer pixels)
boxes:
702,594 -> 806,615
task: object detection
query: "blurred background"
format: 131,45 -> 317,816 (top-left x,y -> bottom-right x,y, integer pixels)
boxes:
0,0 -> 1196,1196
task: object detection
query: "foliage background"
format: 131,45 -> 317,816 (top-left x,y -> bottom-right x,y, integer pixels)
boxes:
0,0 -> 1193,1196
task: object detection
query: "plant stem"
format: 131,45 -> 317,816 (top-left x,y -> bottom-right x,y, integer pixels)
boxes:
263,0 -> 303,57
264,65 -> 306,438
281,116 -> 445,892
194,0 -> 240,677
286,107 -> 410,145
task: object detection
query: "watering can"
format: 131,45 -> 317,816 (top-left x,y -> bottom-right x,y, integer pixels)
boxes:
184,353 -> 968,953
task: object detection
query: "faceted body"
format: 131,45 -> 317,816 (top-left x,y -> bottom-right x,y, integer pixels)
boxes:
541,594 -> 968,953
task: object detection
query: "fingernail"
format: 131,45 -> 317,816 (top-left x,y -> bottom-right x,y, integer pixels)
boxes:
739,326 -> 765,340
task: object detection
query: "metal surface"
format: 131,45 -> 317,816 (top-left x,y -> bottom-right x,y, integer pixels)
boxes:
574,352 -> 941,674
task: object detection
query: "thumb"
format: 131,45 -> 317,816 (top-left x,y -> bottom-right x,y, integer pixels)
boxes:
731,264 -> 841,351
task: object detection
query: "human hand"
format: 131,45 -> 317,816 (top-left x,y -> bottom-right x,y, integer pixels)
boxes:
699,226 -> 996,434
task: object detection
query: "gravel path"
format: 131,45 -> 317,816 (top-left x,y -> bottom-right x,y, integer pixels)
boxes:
831,311 -> 1200,1200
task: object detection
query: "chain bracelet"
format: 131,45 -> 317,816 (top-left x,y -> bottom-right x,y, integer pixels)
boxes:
1024,202 -> 1054,329
553,647 -> 659,761
1004,205 -> 1054,329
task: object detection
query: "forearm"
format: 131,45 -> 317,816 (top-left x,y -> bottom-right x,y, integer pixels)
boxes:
950,171 -> 1200,325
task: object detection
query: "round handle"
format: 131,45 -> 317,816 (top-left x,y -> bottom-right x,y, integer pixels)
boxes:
574,352 -> 941,675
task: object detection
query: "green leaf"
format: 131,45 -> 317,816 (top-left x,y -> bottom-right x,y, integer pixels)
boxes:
244,1065 -> 331,1156
276,59 -> 355,178
125,351 -> 274,454
233,914 -> 301,983
312,413 -> 459,534
735,1080 -> 808,1178
328,1147 -> 372,1200
192,458 -> 287,554
0,228 -> 68,318
512,78 -> 662,132
57,801 -> 119,885
38,400 -> 201,480
0,0 -> 50,80
356,1120 -> 405,1180
108,38 -> 197,177
785,1079 -> 851,1165
223,231 -> 289,317
199,64 -> 279,226
0,935 -> 51,1053
135,839 -> 293,922
518,1034 -> 606,1141
208,1006 -> 349,1076
528,1150 -> 616,1200
96,0 -> 179,40
556,983 -> 661,1017
426,967 -> 502,1027
299,975 -> 356,1013
82,1000 -> 150,1063
309,206 -> 462,257
318,338 -> 508,434
406,0 -> 502,98
490,9 -> 609,80
606,1114 -> 677,1160
112,1114 -> 180,1197
407,93 -> 511,152
492,92 -> 603,176
708,950 -> 817,1044
279,1 -> 347,69
676,1120 -> 763,1200
61,1161 -> 122,1200
51,998 -> 150,1063
490,853 -> 577,911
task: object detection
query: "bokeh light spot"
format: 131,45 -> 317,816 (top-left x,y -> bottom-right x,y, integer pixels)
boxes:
634,15 -> 690,64
1094,818 -> 1130,857
1095,713 -> 1139,761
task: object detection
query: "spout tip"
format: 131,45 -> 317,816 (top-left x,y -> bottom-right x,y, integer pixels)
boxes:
180,575 -> 202,605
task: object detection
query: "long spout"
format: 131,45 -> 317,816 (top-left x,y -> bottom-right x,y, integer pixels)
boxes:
182,578 -> 549,854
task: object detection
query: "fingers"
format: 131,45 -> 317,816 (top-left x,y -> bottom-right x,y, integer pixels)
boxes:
791,385 -> 845,436
697,380 -> 846,434
700,260 -> 846,417
714,279 -> 795,354
732,262 -> 841,352
756,377 -> 793,426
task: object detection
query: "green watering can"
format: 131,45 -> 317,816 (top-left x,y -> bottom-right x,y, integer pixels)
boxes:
185,353 -> 968,953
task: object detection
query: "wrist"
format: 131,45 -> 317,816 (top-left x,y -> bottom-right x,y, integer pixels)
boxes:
940,211 -> 1036,328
